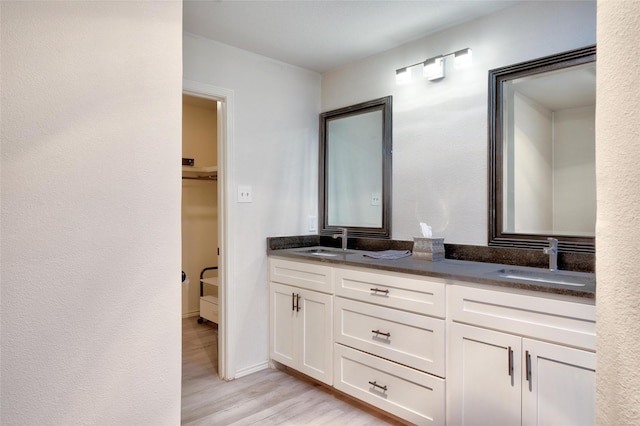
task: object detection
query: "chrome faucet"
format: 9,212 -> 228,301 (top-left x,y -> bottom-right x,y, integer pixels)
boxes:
543,238 -> 558,271
332,228 -> 348,250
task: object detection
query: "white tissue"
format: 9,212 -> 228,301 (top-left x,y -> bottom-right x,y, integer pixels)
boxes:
420,222 -> 432,238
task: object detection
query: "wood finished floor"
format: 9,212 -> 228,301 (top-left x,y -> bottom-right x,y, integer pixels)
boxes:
181,317 -> 406,425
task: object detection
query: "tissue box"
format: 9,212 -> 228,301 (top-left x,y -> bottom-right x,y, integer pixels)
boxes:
412,237 -> 445,261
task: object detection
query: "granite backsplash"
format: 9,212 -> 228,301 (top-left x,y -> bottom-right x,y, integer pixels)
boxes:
267,235 -> 595,273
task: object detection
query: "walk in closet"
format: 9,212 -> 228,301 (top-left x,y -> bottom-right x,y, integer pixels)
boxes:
182,94 -> 219,326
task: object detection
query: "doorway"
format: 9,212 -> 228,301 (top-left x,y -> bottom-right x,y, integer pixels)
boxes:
182,80 -> 235,380
182,93 -> 219,379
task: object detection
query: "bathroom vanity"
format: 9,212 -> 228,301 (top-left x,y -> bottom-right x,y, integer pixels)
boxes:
267,243 -> 595,425
273,45 -> 599,425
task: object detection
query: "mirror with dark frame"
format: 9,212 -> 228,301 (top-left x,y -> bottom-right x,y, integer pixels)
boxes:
488,45 -> 596,253
319,96 -> 392,239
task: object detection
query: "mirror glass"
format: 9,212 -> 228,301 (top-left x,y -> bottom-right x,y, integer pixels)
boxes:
319,96 -> 392,238
489,46 -> 596,253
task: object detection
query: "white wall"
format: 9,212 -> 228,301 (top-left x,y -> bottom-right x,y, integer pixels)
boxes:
183,33 -> 321,375
554,105 -> 596,235
596,1 -> 640,424
322,1 -> 596,244
1,2 -> 182,424
513,92 -> 553,234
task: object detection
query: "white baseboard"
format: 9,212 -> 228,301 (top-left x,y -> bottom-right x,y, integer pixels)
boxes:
234,361 -> 269,379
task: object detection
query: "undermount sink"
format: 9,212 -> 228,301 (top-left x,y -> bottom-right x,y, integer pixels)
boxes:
494,268 -> 593,287
301,247 -> 354,257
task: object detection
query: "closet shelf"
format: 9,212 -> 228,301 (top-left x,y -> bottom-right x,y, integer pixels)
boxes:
201,277 -> 219,287
182,165 -> 217,180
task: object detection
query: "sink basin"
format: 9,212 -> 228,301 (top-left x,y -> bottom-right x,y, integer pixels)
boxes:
300,247 -> 354,257
494,268 -> 593,287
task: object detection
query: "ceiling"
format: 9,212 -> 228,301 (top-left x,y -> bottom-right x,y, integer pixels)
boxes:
183,1 -> 522,73
513,63 -> 596,110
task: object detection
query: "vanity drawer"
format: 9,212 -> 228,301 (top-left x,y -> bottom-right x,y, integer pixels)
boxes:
269,257 -> 333,294
334,343 -> 445,425
200,295 -> 218,324
448,284 -> 596,351
334,266 -> 445,318
334,297 -> 445,377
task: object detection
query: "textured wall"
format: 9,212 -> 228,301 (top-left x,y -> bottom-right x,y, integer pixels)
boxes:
596,1 -> 640,424
1,2 -> 183,424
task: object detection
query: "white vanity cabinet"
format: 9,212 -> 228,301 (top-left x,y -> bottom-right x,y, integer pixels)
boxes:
447,284 -> 596,426
333,266 -> 446,425
269,258 -> 334,385
267,252 -> 596,426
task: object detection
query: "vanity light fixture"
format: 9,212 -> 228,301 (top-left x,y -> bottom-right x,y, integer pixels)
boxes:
423,56 -> 444,80
395,67 -> 411,85
454,48 -> 473,67
395,47 -> 472,84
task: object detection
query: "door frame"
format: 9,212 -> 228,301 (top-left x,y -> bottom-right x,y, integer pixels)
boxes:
183,79 -> 235,380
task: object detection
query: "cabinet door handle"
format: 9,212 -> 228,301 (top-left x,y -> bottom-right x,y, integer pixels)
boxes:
371,329 -> 391,338
370,287 -> 389,295
508,346 -> 514,377
368,380 -> 388,392
292,292 -> 296,311
296,293 -> 301,312
525,350 -> 531,382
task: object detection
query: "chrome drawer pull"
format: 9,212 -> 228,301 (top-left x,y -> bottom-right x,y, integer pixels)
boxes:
370,287 -> 389,295
368,380 -> 388,392
371,329 -> 391,338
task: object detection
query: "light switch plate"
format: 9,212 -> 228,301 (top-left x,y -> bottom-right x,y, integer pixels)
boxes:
371,192 -> 381,206
238,186 -> 253,203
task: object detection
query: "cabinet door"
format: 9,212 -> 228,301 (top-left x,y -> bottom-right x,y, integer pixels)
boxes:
522,338 -> 595,426
298,288 -> 333,385
449,322 -> 522,426
270,282 -> 297,367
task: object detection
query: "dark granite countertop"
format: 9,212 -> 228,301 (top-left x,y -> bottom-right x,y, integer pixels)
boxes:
267,241 -> 595,300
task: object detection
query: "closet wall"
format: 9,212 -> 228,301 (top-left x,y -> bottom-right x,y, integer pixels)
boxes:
182,94 -> 218,316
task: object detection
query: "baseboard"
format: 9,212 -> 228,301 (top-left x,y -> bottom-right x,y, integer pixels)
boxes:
234,361 -> 269,379
182,310 -> 200,319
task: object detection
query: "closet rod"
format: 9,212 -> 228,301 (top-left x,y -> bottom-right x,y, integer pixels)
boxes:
182,176 -> 217,181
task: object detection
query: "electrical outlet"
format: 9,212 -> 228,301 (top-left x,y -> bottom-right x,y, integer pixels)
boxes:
371,192 -> 381,206
238,186 -> 253,203
309,215 -> 317,232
